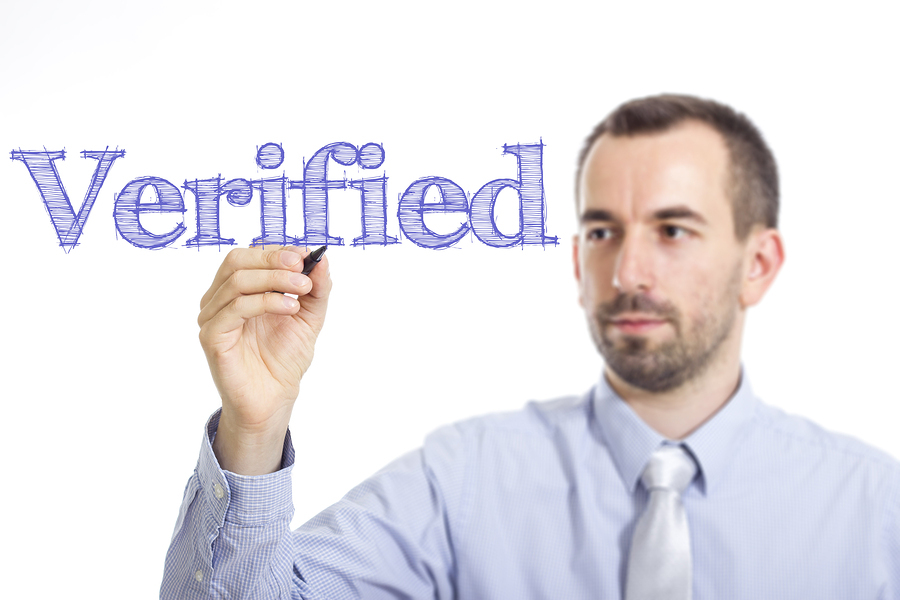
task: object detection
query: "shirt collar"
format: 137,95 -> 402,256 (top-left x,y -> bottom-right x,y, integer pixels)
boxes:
591,368 -> 759,496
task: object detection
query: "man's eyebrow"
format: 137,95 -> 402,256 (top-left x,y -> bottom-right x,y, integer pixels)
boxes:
580,209 -> 617,224
653,206 -> 708,225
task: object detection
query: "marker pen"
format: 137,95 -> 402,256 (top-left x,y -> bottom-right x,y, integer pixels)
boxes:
301,245 -> 327,275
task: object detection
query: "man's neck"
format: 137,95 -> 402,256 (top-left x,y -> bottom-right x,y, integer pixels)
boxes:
605,360 -> 742,440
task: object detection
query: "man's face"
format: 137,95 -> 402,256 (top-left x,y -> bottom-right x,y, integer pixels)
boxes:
574,121 -> 750,393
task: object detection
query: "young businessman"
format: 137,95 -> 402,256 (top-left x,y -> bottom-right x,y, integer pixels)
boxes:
162,95 -> 900,599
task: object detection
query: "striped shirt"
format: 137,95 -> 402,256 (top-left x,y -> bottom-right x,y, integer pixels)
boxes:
161,374 -> 900,598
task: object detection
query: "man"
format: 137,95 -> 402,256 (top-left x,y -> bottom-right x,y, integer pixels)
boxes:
162,95 -> 900,599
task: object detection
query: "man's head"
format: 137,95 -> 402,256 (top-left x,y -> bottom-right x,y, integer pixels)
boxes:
574,94 -> 784,394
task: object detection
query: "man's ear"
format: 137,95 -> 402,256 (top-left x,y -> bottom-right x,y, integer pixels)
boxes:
740,228 -> 785,308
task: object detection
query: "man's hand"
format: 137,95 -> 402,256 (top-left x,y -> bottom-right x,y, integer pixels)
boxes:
198,246 -> 332,475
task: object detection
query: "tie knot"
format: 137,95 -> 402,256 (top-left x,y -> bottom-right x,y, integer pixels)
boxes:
641,445 -> 697,494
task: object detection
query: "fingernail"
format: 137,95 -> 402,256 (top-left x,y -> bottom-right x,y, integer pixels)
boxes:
281,251 -> 301,266
290,273 -> 309,287
283,295 -> 298,309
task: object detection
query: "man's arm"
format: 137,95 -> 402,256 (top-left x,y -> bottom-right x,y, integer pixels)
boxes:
197,245 -> 331,476
161,410 -> 301,599
161,412 -> 463,599
161,246 -> 459,599
162,245 -> 328,598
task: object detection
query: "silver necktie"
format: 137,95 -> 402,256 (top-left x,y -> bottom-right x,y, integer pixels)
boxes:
625,444 -> 698,600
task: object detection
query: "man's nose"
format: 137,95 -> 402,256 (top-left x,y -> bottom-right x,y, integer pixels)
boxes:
613,233 -> 655,293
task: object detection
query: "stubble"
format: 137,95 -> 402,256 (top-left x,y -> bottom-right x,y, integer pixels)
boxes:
590,265 -> 743,393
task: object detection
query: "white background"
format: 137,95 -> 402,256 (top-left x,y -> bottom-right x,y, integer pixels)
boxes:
2,0 -> 898,596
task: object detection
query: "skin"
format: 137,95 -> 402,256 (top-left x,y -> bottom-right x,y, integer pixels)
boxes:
574,120 -> 784,439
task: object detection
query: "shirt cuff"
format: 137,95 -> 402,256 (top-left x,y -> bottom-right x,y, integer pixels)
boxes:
196,408 -> 296,527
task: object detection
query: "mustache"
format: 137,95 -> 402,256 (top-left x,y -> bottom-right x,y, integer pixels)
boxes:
596,293 -> 679,321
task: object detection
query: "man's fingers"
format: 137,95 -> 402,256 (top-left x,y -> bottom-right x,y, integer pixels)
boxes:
199,292 -> 301,343
200,246 -> 309,310
198,268 -> 312,327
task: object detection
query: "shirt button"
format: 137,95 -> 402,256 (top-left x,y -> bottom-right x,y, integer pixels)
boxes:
194,570 -> 203,583
213,483 -> 225,499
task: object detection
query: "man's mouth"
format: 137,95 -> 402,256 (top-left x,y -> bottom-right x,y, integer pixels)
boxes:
607,314 -> 668,334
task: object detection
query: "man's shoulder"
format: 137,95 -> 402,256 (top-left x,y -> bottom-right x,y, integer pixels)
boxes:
423,391 -> 593,453
455,391 -> 590,435
418,391 -> 598,500
755,400 -> 900,474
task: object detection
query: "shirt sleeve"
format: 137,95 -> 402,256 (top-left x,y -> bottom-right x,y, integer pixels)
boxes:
882,466 -> 900,600
160,410 -> 465,600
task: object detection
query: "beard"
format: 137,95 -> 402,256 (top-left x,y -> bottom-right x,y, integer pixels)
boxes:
589,267 -> 742,393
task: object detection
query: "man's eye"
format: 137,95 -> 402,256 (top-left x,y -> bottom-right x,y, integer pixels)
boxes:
662,225 -> 689,239
587,227 -> 614,241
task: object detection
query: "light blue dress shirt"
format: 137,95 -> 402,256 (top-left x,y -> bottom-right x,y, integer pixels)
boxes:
162,374 -> 900,599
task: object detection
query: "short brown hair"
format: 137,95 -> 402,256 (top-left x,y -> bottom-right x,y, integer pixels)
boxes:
577,94 -> 779,240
